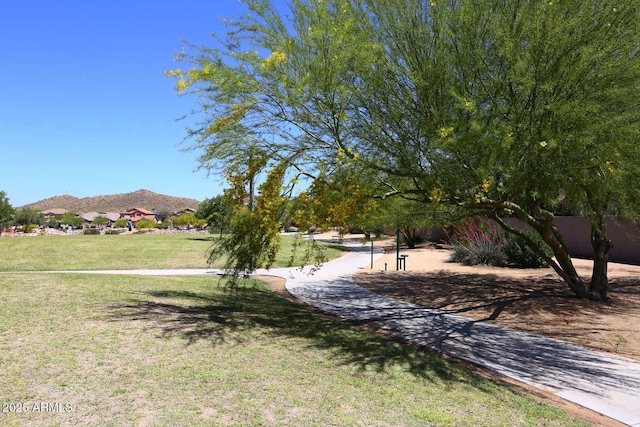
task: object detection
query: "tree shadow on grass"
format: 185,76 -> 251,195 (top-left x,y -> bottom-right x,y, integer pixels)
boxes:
106,282 -> 472,384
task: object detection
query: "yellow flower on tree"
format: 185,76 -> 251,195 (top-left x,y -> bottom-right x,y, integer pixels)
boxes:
439,126 -> 454,138
176,78 -> 188,93
262,50 -> 287,68
605,161 -> 615,176
430,187 -> 444,203
539,141 -> 548,148
481,177 -> 493,193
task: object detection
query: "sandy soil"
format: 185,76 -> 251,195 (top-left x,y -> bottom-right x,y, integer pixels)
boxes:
352,238 -> 640,364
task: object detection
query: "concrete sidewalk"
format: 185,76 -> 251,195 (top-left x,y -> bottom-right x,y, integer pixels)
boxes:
34,268 -> 221,276
261,243 -> 640,427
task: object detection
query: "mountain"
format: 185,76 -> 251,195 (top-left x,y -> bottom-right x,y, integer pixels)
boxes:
21,189 -> 200,213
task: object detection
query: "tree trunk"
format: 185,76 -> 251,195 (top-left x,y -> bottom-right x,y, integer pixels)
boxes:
546,239 -> 594,299
590,255 -> 609,301
489,202 -> 613,301
491,208 -> 594,299
544,220 -> 611,301
589,217 -> 612,301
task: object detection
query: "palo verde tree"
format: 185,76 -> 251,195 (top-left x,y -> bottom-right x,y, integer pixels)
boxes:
206,153 -> 292,275
92,215 -> 110,228
430,0 -> 640,300
169,0 -> 640,300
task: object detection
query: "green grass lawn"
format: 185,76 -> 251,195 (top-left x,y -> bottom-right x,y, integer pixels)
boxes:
0,273 -> 587,426
0,233 -> 343,271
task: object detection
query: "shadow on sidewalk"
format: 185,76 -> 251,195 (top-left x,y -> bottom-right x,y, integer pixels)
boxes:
288,275 -> 640,400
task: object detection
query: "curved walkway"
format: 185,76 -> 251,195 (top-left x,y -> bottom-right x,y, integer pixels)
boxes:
30,243 -> 640,425
262,243 -> 640,427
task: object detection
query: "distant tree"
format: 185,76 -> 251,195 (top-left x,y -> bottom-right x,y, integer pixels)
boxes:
154,211 -> 173,224
14,207 -> 45,229
196,194 -> 234,235
374,198 -> 446,249
60,212 -> 84,228
171,213 -> 206,229
0,191 -> 15,231
92,216 -> 110,227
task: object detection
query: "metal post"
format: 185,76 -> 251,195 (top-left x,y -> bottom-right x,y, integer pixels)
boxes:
248,149 -> 255,272
396,228 -> 400,271
371,238 -> 374,269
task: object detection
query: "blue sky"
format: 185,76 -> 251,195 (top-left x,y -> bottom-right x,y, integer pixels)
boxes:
0,0 -> 275,207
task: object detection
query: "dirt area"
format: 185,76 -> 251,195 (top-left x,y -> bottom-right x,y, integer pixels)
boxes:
351,238 -> 640,364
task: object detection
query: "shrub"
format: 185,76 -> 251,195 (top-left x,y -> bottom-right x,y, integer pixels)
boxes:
135,218 -> 157,229
450,239 -> 507,266
172,213 -> 197,227
401,226 -> 430,249
348,225 -> 364,234
83,229 -> 101,235
105,229 -> 121,235
24,224 -> 39,233
448,220 -> 551,268
449,219 -> 507,266
502,228 -> 552,268
114,219 -> 128,228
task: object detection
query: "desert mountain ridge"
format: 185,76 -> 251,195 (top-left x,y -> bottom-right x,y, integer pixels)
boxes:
20,189 -> 200,213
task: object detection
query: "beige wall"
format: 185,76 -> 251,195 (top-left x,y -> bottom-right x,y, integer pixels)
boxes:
552,217 -> 640,265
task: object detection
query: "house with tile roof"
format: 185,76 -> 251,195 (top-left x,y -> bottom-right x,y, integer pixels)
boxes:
174,207 -> 196,217
119,207 -> 157,223
79,212 -> 120,224
42,208 -> 68,222
42,208 -> 68,216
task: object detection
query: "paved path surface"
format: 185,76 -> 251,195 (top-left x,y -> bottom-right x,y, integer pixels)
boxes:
38,268 -> 220,276
30,244 -> 640,425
